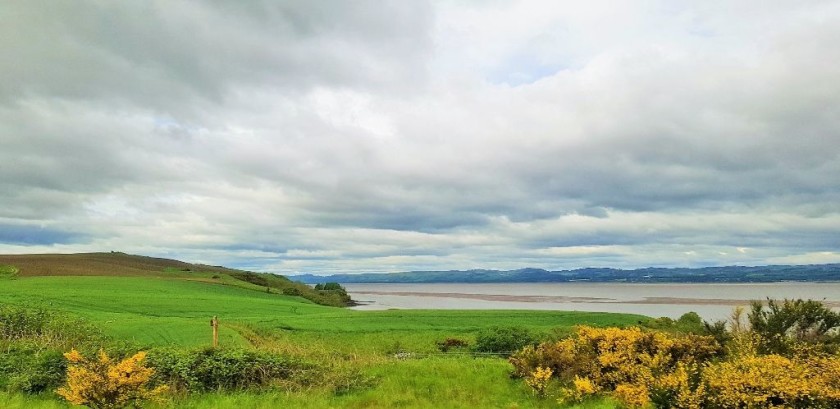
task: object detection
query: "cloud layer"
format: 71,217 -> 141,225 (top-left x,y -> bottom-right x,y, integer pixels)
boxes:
2,1 -> 839,273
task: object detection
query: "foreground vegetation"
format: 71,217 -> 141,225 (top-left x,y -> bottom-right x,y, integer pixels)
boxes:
3,253 -> 836,408
511,300 -> 840,408
0,254 -> 645,408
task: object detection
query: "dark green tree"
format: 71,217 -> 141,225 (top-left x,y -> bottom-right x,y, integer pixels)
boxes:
748,298 -> 840,354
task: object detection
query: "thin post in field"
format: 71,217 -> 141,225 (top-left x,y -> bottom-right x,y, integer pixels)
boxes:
210,316 -> 219,348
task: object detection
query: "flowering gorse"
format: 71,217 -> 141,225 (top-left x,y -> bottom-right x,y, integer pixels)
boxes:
510,321 -> 840,409
524,366 -> 553,396
57,348 -> 167,409
702,354 -> 840,408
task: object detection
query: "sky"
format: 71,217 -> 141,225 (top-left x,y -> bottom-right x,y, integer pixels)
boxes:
1,1 -> 839,274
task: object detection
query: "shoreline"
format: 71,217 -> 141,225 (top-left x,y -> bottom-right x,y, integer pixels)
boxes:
349,290 -> 840,308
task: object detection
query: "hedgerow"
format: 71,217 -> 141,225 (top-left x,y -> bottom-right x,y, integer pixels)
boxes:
0,305 -> 105,393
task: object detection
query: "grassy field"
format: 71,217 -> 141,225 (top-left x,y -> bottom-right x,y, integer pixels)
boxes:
0,254 -> 645,408
0,275 -> 643,352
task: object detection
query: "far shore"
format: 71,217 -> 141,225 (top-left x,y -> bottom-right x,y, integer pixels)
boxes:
349,290 -> 840,308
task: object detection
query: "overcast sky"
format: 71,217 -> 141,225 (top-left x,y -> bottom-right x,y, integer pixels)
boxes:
2,1 -> 839,274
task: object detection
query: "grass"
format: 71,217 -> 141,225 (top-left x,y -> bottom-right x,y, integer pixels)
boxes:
0,253 -> 643,408
0,252 -> 350,307
0,392 -> 68,409
0,265 -> 18,279
0,358 -> 618,409
152,357 -> 562,409
0,276 -> 645,351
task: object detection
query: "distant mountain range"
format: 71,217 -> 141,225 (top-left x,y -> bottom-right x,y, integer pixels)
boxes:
295,264 -> 840,284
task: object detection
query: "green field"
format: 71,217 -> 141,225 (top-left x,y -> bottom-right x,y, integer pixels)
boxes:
0,256 -> 645,408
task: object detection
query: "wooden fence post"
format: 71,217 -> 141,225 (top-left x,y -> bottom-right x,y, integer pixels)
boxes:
210,316 -> 218,348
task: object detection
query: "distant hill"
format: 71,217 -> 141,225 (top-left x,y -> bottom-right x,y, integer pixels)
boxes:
0,252 -> 351,307
294,264 -> 840,284
0,251 -> 233,277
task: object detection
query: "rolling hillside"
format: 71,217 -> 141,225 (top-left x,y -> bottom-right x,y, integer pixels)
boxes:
0,252 -> 350,307
0,252 -> 253,277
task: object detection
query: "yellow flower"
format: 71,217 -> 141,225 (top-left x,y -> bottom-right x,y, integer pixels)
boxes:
525,366 -> 553,396
57,349 -> 166,408
614,383 -> 650,408
63,348 -> 84,363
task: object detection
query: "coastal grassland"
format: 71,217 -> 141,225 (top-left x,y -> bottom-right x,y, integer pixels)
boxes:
0,359 -> 618,409
144,358 -> 618,409
0,276 -> 645,351
0,252 -> 350,307
0,274 -> 641,408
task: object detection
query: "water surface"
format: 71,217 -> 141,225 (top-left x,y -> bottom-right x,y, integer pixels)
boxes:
344,282 -> 840,321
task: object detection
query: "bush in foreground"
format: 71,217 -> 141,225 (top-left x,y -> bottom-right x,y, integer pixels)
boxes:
0,305 -> 105,394
511,299 -> 840,408
148,347 -> 315,392
473,326 -> 536,356
57,349 -> 166,409
511,325 -> 721,407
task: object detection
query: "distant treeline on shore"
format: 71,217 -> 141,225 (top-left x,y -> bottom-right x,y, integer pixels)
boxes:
295,263 -> 840,284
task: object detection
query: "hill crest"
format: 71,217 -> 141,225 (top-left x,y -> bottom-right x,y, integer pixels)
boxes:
0,252 -> 351,307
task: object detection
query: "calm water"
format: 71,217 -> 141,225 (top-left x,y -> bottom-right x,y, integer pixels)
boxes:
344,282 -> 840,321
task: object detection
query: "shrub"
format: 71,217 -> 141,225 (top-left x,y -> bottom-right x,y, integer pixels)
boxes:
56,349 -> 166,409
511,300 -> 840,409
314,282 -> 346,292
702,354 -> 840,408
748,298 -> 840,355
525,366 -> 552,397
701,319 -> 730,348
148,347 -> 313,392
649,362 -> 704,409
0,304 -> 103,347
473,326 -> 535,355
510,325 -> 721,407
642,312 -> 706,334
0,305 -> 106,394
0,345 -> 66,393
613,383 -> 650,408
568,375 -> 599,402
511,326 -> 720,385
436,337 -> 470,352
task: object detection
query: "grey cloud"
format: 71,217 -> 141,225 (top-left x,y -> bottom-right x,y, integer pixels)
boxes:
1,1 -> 839,273
1,1 -> 432,112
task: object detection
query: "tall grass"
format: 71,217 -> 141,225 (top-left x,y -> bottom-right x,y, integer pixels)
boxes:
149,357 -> 617,409
0,392 -> 69,409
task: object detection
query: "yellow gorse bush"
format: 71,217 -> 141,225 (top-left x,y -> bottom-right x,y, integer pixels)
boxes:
511,325 -> 719,407
613,383 -> 650,408
524,366 -> 553,396
649,362 -> 705,409
558,375 -> 600,404
702,354 -> 840,408
57,348 -> 167,409
510,323 -> 840,408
